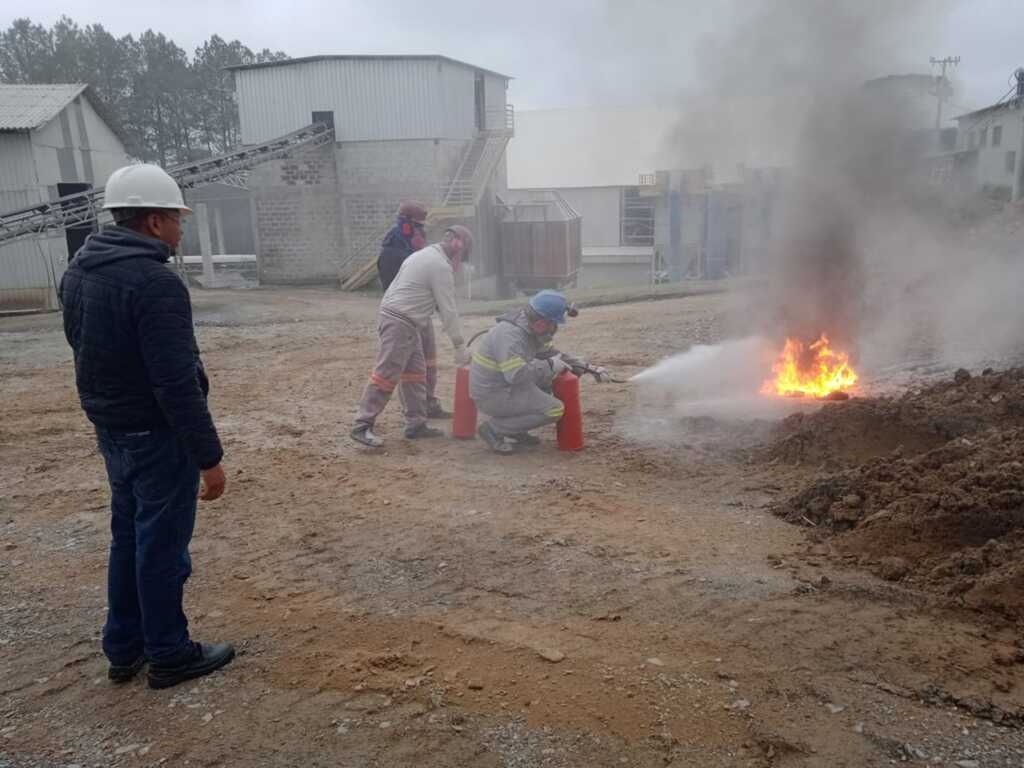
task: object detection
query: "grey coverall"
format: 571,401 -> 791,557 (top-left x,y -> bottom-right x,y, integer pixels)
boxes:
469,309 -> 581,436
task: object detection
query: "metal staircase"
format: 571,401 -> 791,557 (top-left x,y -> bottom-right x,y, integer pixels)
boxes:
0,123 -> 334,248
338,105 -> 514,291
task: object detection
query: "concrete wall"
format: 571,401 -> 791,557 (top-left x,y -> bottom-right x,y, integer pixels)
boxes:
249,141 -> 343,284
336,138 -> 466,257
578,247 -> 653,289
959,111 -> 1024,196
977,116 -> 1021,194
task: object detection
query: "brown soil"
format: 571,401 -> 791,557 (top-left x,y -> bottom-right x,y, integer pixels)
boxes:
763,368 -> 1024,468
5,289 -> 1024,768
770,369 -> 1024,619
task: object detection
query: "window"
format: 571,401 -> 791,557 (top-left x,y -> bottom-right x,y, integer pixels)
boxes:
993,125 -> 1003,147
620,188 -> 655,246
1007,151 -> 1017,174
980,127 -> 988,147
968,131 -> 976,149
311,110 -> 335,132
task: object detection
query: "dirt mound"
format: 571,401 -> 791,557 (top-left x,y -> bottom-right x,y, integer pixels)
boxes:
770,368 -> 1024,617
763,367 -> 1024,466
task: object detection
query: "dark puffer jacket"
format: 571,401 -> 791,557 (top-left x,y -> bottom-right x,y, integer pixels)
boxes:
377,219 -> 419,291
59,226 -> 223,470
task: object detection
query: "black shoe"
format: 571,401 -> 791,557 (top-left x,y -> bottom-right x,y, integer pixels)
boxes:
351,425 -> 384,448
108,655 -> 146,683
405,424 -> 445,440
509,432 -> 541,446
147,642 -> 235,690
427,402 -> 453,419
478,422 -> 515,454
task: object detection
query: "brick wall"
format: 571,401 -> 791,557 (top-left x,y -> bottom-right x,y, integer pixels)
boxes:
249,142 -> 343,284
248,137 -> 500,284
336,139 -> 465,257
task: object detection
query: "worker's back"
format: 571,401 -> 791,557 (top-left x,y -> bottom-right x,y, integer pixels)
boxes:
470,310 -> 548,400
380,245 -> 448,324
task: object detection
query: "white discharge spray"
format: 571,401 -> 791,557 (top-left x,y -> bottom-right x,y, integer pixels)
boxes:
630,337 -> 822,421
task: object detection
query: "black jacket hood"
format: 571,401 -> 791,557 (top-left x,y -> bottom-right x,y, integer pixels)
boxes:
73,225 -> 171,270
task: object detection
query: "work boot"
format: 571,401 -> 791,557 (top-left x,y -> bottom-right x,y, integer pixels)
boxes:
108,654 -> 146,683
478,422 -> 515,454
426,400 -> 453,419
147,642 -> 235,690
509,432 -> 541,447
405,423 -> 444,440
351,424 -> 384,448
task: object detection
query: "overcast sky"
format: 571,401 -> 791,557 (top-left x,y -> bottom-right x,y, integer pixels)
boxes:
4,0 -> 1022,113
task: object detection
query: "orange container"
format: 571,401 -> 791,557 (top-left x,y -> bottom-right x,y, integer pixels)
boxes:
452,366 -> 477,439
553,371 -> 584,451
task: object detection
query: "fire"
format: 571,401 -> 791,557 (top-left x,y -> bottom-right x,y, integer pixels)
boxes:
761,334 -> 858,398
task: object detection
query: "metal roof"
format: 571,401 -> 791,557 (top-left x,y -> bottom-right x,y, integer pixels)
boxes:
225,54 -> 511,80
956,97 -> 1024,121
0,83 -> 90,131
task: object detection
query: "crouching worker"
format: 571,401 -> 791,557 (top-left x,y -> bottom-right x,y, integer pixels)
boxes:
351,225 -> 474,448
470,290 -> 607,454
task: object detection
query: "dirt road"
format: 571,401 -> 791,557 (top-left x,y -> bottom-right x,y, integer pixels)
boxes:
3,288 -> 1024,767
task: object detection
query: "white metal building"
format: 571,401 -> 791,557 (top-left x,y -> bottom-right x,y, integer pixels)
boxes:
228,55 -> 514,291
0,84 -> 128,310
234,55 -> 511,144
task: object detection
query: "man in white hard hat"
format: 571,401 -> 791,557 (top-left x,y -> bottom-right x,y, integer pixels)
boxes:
59,164 -> 234,690
351,225 -> 474,448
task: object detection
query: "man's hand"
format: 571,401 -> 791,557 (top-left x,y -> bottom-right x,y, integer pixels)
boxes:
200,464 -> 226,501
454,346 -> 472,367
591,366 -> 611,383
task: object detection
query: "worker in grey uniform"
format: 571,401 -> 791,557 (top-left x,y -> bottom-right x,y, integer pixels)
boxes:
351,225 -> 473,448
470,290 -> 608,454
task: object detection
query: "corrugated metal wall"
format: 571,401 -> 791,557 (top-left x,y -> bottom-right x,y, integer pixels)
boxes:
236,58 -> 487,144
0,236 -> 64,310
0,132 -> 59,310
0,99 -> 128,311
0,133 -> 38,194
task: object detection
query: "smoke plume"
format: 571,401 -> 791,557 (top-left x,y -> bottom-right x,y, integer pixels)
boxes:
632,0 -> 1024,412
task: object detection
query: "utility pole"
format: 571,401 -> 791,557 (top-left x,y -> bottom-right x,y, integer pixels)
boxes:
930,55 -> 960,129
1013,69 -> 1024,202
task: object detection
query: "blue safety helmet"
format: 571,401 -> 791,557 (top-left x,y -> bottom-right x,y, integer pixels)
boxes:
528,290 -> 571,324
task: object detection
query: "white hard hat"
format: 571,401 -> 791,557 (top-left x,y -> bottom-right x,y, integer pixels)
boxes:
102,164 -> 192,213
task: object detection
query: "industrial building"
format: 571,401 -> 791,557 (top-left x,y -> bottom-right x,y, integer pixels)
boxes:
951,97 -> 1024,201
507,108 -> 782,287
0,84 -> 128,310
918,70 -> 1024,202
228,55 -> 514,294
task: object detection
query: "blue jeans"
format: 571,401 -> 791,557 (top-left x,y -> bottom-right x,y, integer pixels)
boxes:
95,427 -> 198,666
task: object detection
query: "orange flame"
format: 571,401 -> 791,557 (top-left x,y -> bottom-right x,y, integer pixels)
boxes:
761,334 -> 858,398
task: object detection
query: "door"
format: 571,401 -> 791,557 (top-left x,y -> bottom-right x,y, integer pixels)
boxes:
58,182 -> 94,262
474,74 -> 486,132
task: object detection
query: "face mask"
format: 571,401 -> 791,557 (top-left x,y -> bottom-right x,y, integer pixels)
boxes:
411,230 -> 426,249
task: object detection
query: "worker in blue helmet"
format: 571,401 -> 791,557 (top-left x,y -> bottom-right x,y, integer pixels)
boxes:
469,290 -> 609,454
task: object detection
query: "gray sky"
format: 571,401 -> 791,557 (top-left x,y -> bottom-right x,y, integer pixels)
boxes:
3,0 -> 1022,112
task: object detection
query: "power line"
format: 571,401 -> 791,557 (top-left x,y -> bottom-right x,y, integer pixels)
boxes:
957,80 -> 1021,135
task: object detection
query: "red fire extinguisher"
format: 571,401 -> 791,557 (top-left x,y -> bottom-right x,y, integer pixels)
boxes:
452,366 -> 477,439
553,370 -> 584,451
